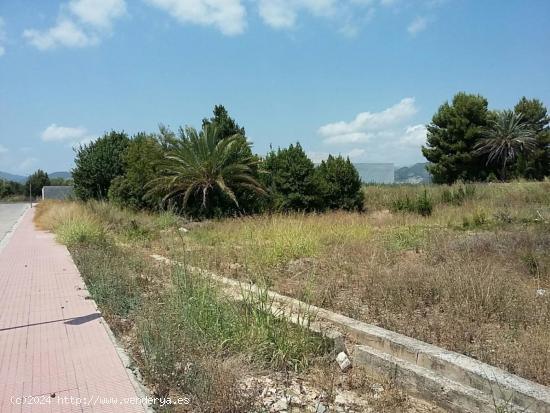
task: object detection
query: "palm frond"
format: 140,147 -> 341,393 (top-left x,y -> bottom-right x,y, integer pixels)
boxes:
475,110 -> 536,169
147,123 -> 266,213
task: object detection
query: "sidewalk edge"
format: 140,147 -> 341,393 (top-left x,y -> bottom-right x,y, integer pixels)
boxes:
98,317 -> 155,412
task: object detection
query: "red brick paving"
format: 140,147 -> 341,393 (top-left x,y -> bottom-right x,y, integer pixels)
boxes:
0,209 -> 146,412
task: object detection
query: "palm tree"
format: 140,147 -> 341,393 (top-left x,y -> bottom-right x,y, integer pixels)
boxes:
474,110 -> 536,180
148,124 -> 266,213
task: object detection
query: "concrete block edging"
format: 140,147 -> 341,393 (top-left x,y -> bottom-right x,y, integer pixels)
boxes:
150,254 -> 550,413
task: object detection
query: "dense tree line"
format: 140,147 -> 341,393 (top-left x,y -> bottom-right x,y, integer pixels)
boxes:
72,106 -> 364,217
423,93 -> 549,184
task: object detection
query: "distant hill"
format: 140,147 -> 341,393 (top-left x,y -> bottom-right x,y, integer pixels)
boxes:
49,171 -> 72,179
395,163 -> 431,184
0,171 -> 72,183
0,171 -> 27,183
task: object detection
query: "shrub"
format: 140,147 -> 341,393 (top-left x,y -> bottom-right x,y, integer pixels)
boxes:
461,209 -> 489,229
108,133 -> 164,210
154,210 -> 181,230
315,155 -> 364,211
391,189 -> 433,216
73,131 -> 130,201
57,219 -> 106,247
263,143 -> 320,211
440,183 -> 476,205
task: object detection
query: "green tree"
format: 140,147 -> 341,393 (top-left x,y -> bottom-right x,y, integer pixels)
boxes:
202,105 -> 267,214
72,131 -> 130,201
264,143 -> 319,211
202,105 -> 245,141
149,124 -> 266,217
422,93 -> 492,184
108,133 -> 165,210
26,169 -> 50,197
474,110 -> 536,181
514,97 -> 550,180
315,155 -> 364,211
0,180 -> 25,198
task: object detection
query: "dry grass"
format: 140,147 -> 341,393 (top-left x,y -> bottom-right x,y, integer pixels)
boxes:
33,182 -> 550,388
177,181 -> 550,386
34,200 -> 332,412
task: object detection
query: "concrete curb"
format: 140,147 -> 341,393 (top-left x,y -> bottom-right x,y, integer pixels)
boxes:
98,315 -> 155,413
150,254 -> 550,413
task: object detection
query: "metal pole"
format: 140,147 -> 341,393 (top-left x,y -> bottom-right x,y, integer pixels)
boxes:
29,182 -> 32,208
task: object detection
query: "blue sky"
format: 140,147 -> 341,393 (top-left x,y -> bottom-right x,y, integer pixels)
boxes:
0,0 -> 549,174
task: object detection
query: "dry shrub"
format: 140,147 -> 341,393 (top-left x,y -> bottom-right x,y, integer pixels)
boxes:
34,200 -> 106,246
34,200 -> 89,230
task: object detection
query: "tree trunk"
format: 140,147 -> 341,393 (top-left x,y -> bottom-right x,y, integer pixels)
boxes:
501,159 -> 507,181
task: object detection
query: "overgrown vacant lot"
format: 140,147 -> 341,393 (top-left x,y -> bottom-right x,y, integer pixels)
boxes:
34,181 -> 550,397
34,202 -> 334,412
170,181 -> 550,386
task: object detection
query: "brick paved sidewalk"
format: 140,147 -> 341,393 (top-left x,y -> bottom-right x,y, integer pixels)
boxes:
0,209 -> 146,413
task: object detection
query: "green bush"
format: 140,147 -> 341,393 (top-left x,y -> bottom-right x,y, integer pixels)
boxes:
73,131 -> 130,201
440,183 -> 476,205
462,209 -> 489,229
263,143 -> 320,211
108,133 -> 164,210
315,155 -> 364,211
391,189 -> 433,216
57,220 -> 106,247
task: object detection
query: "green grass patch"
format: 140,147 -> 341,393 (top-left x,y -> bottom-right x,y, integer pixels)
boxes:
57,219 -> 107,247
382,225 -> 428,251
70,244 -> 143,317
390,189 -> 434,216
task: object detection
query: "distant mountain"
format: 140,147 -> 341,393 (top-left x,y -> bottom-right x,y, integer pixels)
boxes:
0,171 -> 27,183
0,171 -> 72,183
49,171 -> 72,179
395,163 -> 431,184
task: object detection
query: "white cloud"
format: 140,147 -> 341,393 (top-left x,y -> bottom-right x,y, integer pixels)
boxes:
0,17 -> 6,57
323,132 -> 372,145
0,144 -> 8,154
24,19 -> 98,50
146,0 -> 247,35
318,97 -> 417,142
23,0 -> 126,50
316,98 -> 427,165
258,0 -> 376,33
399,124 -> 427,146
68,0 -> 126,28
41,124 -> 91,143
407,16 -> 428,35
258,0 -> 299,29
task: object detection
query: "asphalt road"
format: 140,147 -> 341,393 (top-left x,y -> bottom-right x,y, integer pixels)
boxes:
0,203 -> 28,245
